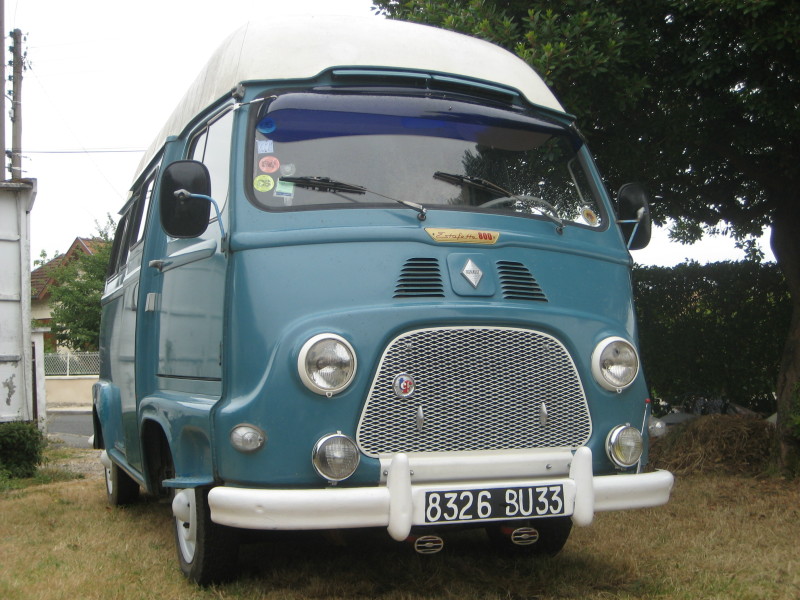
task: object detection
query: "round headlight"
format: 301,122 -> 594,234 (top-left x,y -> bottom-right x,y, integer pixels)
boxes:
606,424 -> 644,468
230,424 -> 266,453
591,337 -> 639,392
298,334 -> 357,395
312,433 -> 360,482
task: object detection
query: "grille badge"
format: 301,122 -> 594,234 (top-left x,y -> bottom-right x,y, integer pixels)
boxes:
461,259 -> 483,288
539,402 -> 549,427
393,373 -> 415,398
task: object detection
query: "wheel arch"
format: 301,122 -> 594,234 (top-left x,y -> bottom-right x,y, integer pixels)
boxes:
140,416 -> 215,495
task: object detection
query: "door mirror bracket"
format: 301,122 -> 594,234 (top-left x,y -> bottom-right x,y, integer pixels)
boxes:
616,182 -> 653,250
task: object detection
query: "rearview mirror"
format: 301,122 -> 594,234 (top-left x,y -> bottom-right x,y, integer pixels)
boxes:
616,182 -> 652,250
159,161 -> 212,238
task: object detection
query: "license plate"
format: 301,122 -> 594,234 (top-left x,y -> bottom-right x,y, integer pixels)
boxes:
424,485 -> 565,523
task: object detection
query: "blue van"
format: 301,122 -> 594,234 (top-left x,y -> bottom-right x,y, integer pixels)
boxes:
94,16 -> 673,584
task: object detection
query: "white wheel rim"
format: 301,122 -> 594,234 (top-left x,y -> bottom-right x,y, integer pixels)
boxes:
175,488 -> 197,563
105,466 -> 113,496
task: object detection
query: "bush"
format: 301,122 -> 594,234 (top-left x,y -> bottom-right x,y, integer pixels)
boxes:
0,421 -> 46,478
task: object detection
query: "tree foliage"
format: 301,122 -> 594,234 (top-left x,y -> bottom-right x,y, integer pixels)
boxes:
634,262 -> 791,412
373,0 -> 800,471
48,220 -> 113,351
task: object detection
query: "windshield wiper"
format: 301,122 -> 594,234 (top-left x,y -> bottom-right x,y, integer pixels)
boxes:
280,176 -> 366,195
281,175 -> 427,221
434,170 -> 563,231
433,171 -> 509,197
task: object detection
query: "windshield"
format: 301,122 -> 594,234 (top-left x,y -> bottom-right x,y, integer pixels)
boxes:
249,92 -> 605,228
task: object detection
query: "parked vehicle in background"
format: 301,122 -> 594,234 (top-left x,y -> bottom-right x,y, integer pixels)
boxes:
94,16 -> 673,584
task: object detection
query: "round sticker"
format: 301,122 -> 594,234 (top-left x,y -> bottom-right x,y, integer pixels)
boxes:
582,208 -> 599,226
253,175 -> 275,193
257,117 -> 277,134
259,156 -> 280,173
280,163 -> 296,177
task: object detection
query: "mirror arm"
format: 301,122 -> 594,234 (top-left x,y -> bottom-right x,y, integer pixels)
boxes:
616,207 -> 645,250
174,189 -> 226,239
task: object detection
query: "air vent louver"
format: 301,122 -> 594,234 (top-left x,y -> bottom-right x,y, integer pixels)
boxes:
498,261 -> 547,301
394,258 -> 444,298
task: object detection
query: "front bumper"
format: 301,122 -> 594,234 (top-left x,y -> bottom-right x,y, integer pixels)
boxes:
207,447 -> 674,541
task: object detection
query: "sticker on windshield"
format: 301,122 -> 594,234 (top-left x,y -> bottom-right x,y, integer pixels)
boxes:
425,228 -> 499,245
259,156 -> 281,173
274,179 -> 294,199
257,117 -> 277,134
280,163 -> 296,177
582,208 -> 599,226
253,175 -> 275,193
256,139 -> 274,154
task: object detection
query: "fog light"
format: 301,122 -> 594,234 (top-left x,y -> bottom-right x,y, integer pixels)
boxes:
606,424 -> 643,468
230,424 -> 266,453
312,433 -> 360,482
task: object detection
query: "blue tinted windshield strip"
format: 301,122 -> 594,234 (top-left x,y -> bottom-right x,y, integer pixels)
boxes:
258,93 -> 567,144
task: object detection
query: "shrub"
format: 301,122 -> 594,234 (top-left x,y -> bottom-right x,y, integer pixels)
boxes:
0,421 -> 46,478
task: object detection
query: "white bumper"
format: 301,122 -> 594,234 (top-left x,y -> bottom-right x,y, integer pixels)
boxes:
207,447 -> 674,541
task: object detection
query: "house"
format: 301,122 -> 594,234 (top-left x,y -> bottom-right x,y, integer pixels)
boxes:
30,237 -> 106,351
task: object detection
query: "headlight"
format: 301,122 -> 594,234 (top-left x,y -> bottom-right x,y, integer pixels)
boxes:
591,337 -> 639,392
606,424 -> 644,468
312,433 -> 360,482
298,334 -> 357,396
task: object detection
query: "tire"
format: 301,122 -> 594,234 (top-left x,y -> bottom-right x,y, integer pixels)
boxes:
172,486 -> 240,585
105,461 -> 140,506
486,517 -> 572,556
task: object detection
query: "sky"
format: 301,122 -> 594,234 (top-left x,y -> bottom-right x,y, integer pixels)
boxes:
6,0 -> 774,266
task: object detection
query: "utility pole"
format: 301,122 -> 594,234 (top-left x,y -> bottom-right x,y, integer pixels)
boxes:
9,28 -> 24,180
0,0 -> 6,180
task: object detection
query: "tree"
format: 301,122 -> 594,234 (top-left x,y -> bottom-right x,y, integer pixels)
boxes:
373,0 -> 800,471
47,219 -> 114,351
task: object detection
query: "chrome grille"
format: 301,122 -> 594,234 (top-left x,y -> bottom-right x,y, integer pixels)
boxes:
357,327 -> 591,456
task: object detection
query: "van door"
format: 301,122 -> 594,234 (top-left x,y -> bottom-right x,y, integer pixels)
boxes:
146,109 -> 233,399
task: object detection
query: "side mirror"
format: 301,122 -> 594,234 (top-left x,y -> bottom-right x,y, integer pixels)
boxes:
616,182 -> 652,250
159,161 -> 212,238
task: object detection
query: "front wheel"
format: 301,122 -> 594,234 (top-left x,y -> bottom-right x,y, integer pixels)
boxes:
486,516 -> 572,556
172,486 -> 240,585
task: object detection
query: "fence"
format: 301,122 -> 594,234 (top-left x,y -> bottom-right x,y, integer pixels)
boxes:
44,352 -> 100,376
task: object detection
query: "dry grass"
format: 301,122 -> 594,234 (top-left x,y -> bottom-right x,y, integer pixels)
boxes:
1,446 -> 798,599
649,415 -> 776,476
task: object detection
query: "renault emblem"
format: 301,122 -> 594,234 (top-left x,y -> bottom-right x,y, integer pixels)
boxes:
461,259 -> 483,288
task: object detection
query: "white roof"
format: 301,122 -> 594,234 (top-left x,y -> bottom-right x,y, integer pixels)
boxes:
136,16 -> 563,178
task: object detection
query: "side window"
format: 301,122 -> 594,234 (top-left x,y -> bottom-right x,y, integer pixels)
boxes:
107,213 -> 130,278
129,176 -> 156,247
108,164 -> 161,279
189,108 -> 233,204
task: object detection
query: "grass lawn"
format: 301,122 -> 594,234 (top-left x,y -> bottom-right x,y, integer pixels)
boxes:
1,447 -> 798,599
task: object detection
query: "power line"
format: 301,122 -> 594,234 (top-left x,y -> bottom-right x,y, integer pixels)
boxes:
24,149 -> 145,154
